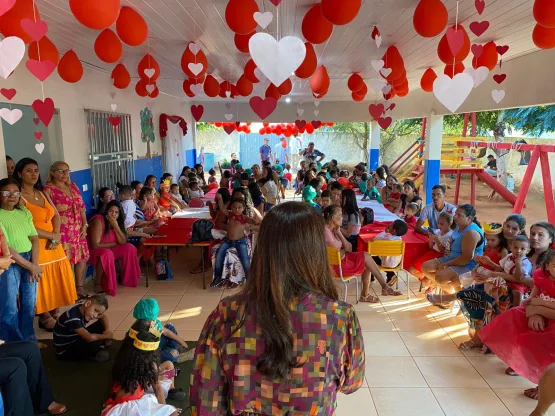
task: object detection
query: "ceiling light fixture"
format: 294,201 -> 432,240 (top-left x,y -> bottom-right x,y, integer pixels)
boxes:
285,97 -> 291,103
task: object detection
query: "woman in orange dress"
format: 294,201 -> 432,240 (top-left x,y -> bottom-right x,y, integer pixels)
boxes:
14,158 -> 76,331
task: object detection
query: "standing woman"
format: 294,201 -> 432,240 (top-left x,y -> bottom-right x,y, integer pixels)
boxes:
0,178 -> 42,342
14,158 -> 76,332
44,161 -> 89,301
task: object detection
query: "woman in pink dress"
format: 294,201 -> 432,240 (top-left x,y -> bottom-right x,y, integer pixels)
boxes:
88,200 -> 140,296
44,161 -> 89,300
479,250 -> 555,399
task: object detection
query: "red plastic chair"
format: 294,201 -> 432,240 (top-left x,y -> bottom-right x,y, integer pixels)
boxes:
188,198 -> 204,208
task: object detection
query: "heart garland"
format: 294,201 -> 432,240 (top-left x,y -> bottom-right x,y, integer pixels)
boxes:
295,119 -> 307,129
191,105 -> 204,122
496,45 -> 509,55
0,88 -> 16,100
0,108 -> 22,125
471,44 -> 483,58
253,11 -> 273,29
111,104 -> 117,112
35,142 -> 45,154
433,73 -> 474,113
368,104 -> 385,120
33,117 -> 40,125
493,74 -> 506,84
188,63 -> 204,76
34,131 -> 42,140
249,96 -> 277,120
20,18 -> 48,42
296,108 -> 304,117
469,21 -> 490,37
446,27 -> 464,56
268,0 -> 281,5
223,125 -> 235,135
32,98 -> 55,126
378,116 -> 392,130
26,59 -> 56,82
464,67 -> 489,88
492,89 -> 505,104
371,26 -> 382,48
371,60 -> 384,73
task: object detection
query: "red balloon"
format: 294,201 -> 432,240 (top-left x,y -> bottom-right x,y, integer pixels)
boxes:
472,41 -> 498,70
116,6 -> 148,46
437,24 -> 470,64
225,0 -> 259,35
278,78 -> 293,95
219,81 -> 234,98
348,73 -> 364,92
302,4 -> 333,44
111,64 -> 131,89
533,23 -> 555,49
352,91 -> 365,102
58,51 -> 83,83
28,37 -> 59,65
356,82 -> 368,96
204,75 -> 220,97
310,66 -> 330,95
182,80 -> 195,97
263,122 -> 270,127
321,0 -> 362,26
138,54 -> 160,81
259,128 -> 265,135
0,0 -> 41,43
306,123 -> 315,134
534,0 -> 555,28
236,74 -> 254,96
413,0 -> 448,38
234,31 -> 255,53
189,75 -> 205,84
181,43 -> 208,78
295,42 -> 317,79
338,177 -> 349,187
382,46 -> 405,79
135,79 -> 148,97
265,84 -> 281,101
265,127 -> 272,135
244,59 -> 260,83
420,68 -> 437,92
444,62 -> 465,77
94,29 -> 122,63
70,0 -> 120,30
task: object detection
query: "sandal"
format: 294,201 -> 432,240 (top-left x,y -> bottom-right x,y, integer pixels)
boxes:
459,340 -> 482,351
524,387 -> 539,400
382,287 -> 402,296
359,294 -> 380,303
505,367 -> 519,376
426,293 -> 454,309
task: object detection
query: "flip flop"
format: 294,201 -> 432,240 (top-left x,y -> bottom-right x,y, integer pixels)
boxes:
383,288 -> 402,296
505,367 -> 519,376
524,387 -> 539,400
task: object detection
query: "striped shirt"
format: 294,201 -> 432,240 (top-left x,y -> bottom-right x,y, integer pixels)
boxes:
54,305 -> 85,356
135,201 -> 146,221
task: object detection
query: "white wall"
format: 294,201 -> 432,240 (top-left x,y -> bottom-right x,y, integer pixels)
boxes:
0,65 -> 193,172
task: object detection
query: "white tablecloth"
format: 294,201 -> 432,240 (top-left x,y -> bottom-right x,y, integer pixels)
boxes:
172,207 -> 211,219
356,195 -> 399,223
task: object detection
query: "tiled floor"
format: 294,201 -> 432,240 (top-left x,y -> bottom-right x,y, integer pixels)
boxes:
37,249 -> 539,416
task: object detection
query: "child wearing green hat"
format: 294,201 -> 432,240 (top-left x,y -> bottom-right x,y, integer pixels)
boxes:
302,185 -> 322,213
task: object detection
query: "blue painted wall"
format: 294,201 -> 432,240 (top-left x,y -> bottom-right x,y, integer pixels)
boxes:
70,168 -> 94,215
369,149 -> 380,171
134,156 -> 163,184
423,159 -> 441,205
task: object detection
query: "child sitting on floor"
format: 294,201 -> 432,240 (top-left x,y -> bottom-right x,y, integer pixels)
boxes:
54,294 -> 113,362
361,176 -> 382,203
103,330 -> 180,416
383,183 -> 403,212
211,198 -> 258,287
403,202 -> 419,226
373,219 -> 409,287
189,181 -> 204,199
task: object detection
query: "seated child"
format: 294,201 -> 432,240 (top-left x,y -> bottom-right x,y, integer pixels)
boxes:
302,185 -> 321,213
212,198 -> 257,287
403,202 -> 419,226
208,168 -> 217,185
328,169 -> 338,184
139,187 -> 167,228
319,190 -> 332,209
189,181 -> 204,199
383,183 -> 403,212
473,222 -> 509,274
103,330 -> 180,416
238,172 -> 250,188
120,185 -> 153,247
54,294 -> 113,362
373,219 -> 409,287
170,184 -> 184,203
294,170 -> 305,195
220,169 -> 231,189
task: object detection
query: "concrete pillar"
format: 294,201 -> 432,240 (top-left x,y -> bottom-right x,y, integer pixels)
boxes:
0,121 -> 6,177
368,121 -> 381,171
423,113 -> 443,204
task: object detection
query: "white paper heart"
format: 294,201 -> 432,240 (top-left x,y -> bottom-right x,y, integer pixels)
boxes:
297,108 -> 304,117
371,60 -> 384,73
463,66 -> 489,88
375,35 -> 382,48
225,113 -> 233,121
189,43 -> 201,55
254,11 -> 273,29
225,90 -> 231,98
0,36 -> 25,79
314,110 -> 320,117
0,108 -> 22,125
492,89 -> 505,104
433,73 -> 474,113
109,92 -> 117,99
144,68 -> 156,78
146,84 -> 155,94
111,104 -> 117,112
369,79 -> 387,93
190,84 -> 203,95
35,142 -> 45,154
249,33 -> 306,87
380,67 -> 392,77
314,101 -> 320,107
188,63 -> 204,76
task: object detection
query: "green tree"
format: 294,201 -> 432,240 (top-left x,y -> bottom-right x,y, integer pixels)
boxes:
196,122 -> 219,132
502,105 -> 555,136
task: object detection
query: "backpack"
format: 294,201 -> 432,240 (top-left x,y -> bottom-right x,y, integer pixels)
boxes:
191,219 -> 214,243
156,259 -> 174,281
360,208 -> 374,226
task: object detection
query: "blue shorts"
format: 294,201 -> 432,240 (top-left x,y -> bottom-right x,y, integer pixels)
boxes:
437,257 -> 475,276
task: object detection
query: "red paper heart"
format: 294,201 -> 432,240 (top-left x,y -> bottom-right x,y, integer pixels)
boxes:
311,120 -> 322,129
471,44 -> 484,58
176,153 -> 179,157
371,26 -> 380,40
191,105 -> 204,122
469,21 -> 490,37
0,0 -> 16,18
446,27 -> 465,56
295,119 -> 306,129
368,104 -> 385,121
493,74 -> 506,84
383,92 -> 393,100
268,0 -> 282,5
32,98 -> 54,127
20,18 -> 48,41
378,116 -> 392,130
475,0 -> 485,15
496,45 -> 509,55
223,125 -> 235,135
0,88 -> 16,100
249,96 -> 277,120
34,131 -> 42,140
33,117 -> 40,126
108,116 -> 121,127
26,59 -> 56,82
387,103 -> 396,112
235,121 -> 240,128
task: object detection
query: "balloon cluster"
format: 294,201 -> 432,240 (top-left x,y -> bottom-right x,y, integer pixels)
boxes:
347,74 -> 367,102
532,0 -> 555,49
437,25 -> 470,77
302,1 -> 362,45
135,54 -> 160,98
381,46 -> 408,98
209,122 -> 252,135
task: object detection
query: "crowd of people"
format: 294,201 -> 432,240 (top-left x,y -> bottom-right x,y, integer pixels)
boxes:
1,143 -> 555,415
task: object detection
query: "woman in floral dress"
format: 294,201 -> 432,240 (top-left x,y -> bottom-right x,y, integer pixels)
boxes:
44,161 -> 89,300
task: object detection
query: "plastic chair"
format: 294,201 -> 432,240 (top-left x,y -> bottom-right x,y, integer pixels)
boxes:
188,198 -> 204,208
327,247 -> 360,303
367,240 -> 410,300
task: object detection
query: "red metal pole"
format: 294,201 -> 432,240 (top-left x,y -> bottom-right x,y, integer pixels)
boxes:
470,173 -> 476,205
471,112 -> 477,137
513,148 -> 541,214
462,113 -> 469,137
539,151 -> 555,224
454,172 -> 462,205
421,117 -> 427,139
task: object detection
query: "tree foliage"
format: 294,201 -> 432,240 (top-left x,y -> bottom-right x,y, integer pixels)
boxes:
196,122 -> 218,132
502,106 -> 555,136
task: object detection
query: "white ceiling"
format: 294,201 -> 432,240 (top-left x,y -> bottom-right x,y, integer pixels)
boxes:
36,0 -> 540,103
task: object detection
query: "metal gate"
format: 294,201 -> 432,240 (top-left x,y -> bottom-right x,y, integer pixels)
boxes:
86,110 -> 134,198
239,133 -> 284,167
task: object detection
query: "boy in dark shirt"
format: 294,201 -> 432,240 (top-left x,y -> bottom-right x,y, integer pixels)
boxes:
53,294 -> 113,362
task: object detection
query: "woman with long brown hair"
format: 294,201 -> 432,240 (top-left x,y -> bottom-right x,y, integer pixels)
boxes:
190,202 -> 365,414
